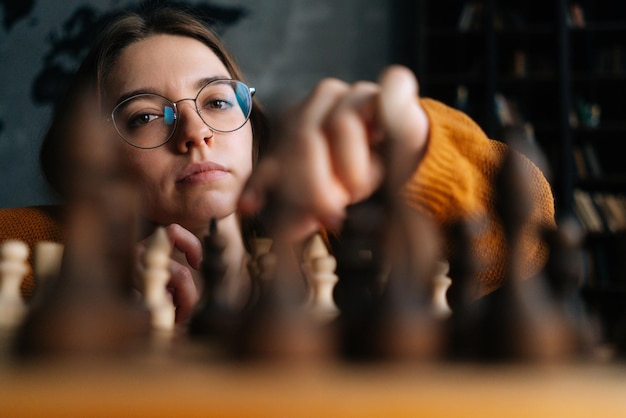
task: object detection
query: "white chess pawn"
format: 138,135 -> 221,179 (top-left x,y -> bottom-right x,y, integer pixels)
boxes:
431,260 -> 452,319
247,237 -> 274,281
0,240 -> 30,330
33,241 -> 64,282
301,234 -> 339,322
142,227 -> 175,332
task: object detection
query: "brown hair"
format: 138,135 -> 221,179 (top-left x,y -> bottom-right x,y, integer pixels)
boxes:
40,6 -> 268,198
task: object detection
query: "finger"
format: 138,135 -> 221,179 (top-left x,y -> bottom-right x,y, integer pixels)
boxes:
163,223 -> 203,270
241,78 -> 353,225
377,65 -> 430,187
167,260 -> 199,324
323,81 -> 384,203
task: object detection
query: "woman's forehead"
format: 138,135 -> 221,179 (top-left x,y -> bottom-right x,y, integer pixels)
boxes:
107,34 -> 231,98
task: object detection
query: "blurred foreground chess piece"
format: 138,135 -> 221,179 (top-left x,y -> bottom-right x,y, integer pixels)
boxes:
31,241 -> 64,302
14,106 -> 150,362
142,227 -> 176,344
231,196 -> 335,363
444,216 -> 484,361
472,143 -> 577,363
335,128 -> 446,363
542,214 -> 600,360
0,240 -> 30,332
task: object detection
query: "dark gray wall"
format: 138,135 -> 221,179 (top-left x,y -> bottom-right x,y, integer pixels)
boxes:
0,0 -> 394,208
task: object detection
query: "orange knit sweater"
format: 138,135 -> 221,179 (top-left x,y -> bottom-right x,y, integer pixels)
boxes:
408,99 -> 556,296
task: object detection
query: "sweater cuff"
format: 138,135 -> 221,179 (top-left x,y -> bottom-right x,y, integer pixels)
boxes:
402,98 -> 491,224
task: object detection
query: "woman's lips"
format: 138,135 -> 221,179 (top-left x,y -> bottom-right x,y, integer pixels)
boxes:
176,161 -> 229,184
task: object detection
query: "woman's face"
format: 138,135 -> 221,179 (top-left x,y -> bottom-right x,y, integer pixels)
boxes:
105,34 -> 254,232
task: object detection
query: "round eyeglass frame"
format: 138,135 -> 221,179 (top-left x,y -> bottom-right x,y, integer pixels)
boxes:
109,79 -> 256,149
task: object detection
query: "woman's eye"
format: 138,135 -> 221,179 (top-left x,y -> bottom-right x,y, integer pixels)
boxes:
204,99 -> 233,110
129,113 -> 159,128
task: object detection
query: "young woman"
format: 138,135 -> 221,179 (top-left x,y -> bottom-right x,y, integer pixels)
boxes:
39,7 -> 555,323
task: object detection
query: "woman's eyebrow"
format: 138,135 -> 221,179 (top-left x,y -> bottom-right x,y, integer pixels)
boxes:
113,76 -> 232,105
114,88 -> 161,105
194,75 -> 232,90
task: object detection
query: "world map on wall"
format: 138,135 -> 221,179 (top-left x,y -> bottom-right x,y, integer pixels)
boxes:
0,0 -> 246,136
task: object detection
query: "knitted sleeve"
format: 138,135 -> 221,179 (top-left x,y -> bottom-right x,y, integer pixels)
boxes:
402,98 -> 556,296
0,205 -> 65,299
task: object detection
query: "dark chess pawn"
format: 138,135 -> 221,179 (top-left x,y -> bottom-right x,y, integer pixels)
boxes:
230,232 -> 335,363
13,118 -> 151,362
14,196 -> 151,362
472,145 -> 577,364
443,216 -> 484,362
188,218 -> 240,351
337,192 -> 445,363
542,215 -> 600,359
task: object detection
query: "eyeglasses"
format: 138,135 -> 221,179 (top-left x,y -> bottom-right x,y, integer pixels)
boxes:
110,79 -> 255,149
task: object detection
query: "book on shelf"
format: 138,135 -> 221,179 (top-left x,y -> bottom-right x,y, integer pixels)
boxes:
593,194 -> 624,233
574,189 -> 626,234
457,2 -> 483,31
572,143 -> 603,179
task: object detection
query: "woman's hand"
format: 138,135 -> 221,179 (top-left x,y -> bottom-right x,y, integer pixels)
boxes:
239,65 -> 430,239
136,223 -> 202,324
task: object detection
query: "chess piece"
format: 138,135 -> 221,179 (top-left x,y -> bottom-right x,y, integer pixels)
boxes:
231,193 -> 335,362
188,219 -> 240,349
301,233 -> 339,322
14,106 -> 150,362
142,226 -> 175,334
245,236 -> 274,309
443,216 -> 484,361
0,240 -> 30,330
472,145 -> 575,363
28,241 -> 64,307
542,215 -> 601,359
232,233 -> 335,362
342,201 -> 446,362
430,260 -> 452,320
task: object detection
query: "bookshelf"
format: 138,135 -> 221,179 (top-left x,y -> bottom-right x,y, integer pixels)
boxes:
394,0 -> 626,342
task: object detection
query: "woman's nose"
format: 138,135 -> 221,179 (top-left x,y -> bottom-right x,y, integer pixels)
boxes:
174,101 -> 214,152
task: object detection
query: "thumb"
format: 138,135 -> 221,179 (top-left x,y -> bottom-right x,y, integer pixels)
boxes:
377,65 -> 429,188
